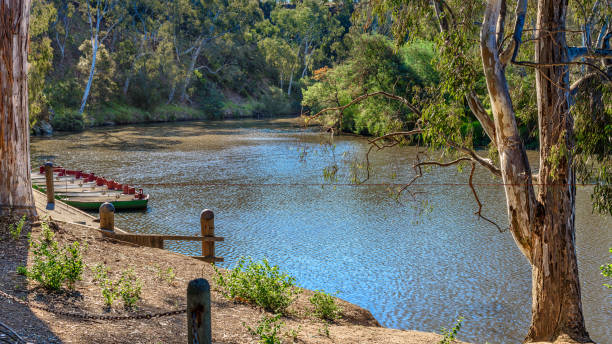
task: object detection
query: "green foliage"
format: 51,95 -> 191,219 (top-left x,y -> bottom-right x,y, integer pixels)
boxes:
28,0 -> 56,125
93,264 -> 119,307
213,257 -> 300,314
18,222 -> 84,291
309,290 -> 342,321
438,317 -> 464,344
93,264 -> 142,308
9,215 -> 27,240
601,248 -> 612,289
245,314 -> 284,344
156,266 -> 176,285
118,269 -> 143,308
302,35 -> 437,136
51,109 -> 85,131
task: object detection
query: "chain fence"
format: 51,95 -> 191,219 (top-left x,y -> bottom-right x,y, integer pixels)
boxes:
0,289 -> 186,321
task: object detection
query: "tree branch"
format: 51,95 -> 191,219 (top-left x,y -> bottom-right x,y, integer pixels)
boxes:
305,91 -> 422,124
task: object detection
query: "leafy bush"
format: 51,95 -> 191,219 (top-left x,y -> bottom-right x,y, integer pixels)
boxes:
438,317 -> 464,344
93,264 -> 142,308
601,248 -> 612,289
93,264 -> 119,307
245,314 -> 284,344
18,222 -> 84,290
156,266 -> 176,285
213,257 -> 300,314
118,269 -> 142,308
309,290 -> 342,321
51,109 -> 85,131
9,215 -> 26,240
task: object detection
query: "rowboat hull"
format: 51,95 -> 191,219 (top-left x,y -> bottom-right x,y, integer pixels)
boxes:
32,170 -> 149,211
62,197 -> 149,210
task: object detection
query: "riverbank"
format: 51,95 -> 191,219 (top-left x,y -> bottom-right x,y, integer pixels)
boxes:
34,94 -> 299,136
0,195 -> 467,344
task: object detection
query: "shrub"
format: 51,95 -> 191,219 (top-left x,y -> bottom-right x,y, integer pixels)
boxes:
18,221 -> 84,290
93,264 -> 142,308
245,314 -> 284,344
118,269 -> 142,308
93,264 -> 119,307
601,248 -> 612,289
9,215 -> 26,240
156,266 -> 176,285
51,109 -> 85,131
309,290 -> 342,321
438,317 -> 464,344
213,257 -> 300,314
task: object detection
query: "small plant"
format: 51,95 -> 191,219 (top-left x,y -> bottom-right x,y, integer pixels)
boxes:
18,222 -> 84,290
93,265 -> 142,308
213,257 -> 300,314
118,269 -> 142,308
9,215 -> 26,240
601,247 -> 612,289
285,325 -> 301,343
245,314 -> 284,344
318,323 -> 330,338
438,316 -> 464,344
309,290 -> 342,321
156,266 -> 176,285
93,264 -> 119,307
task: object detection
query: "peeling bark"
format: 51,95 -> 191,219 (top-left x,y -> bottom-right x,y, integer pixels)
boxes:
0,0 -> 36,217
527,0 -> 591,340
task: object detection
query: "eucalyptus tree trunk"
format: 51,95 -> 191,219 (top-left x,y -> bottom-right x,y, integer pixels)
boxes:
180,38 -> 203,104
481,0 -> 590,341
0,0 -> 37,217
527,0 -> 590,341
79,35 -> 99,114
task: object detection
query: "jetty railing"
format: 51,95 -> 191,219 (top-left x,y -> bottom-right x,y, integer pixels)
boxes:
98,202 -> 224,263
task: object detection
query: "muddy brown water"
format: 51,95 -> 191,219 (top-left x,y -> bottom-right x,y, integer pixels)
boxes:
31,118 -> 612,343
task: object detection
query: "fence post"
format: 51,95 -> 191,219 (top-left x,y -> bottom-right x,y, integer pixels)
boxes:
200,210 -> 214,258
44,162 -> 54,207
187,278 -> 212,344
99,202 -> 115,231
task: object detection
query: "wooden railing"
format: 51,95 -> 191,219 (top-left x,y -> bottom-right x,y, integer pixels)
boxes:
98,202 -> 224,263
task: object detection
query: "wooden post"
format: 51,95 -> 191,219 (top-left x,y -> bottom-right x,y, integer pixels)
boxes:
200,209 -> 214,258
99,202 -> 115,231
44,162 -> 54,205
187,278 -> 212,344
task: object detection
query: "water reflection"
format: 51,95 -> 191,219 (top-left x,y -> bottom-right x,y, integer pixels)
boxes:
31,119 -> 612,343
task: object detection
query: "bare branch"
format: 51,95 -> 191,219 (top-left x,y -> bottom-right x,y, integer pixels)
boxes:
468,162 -> 505,232
304,91 -> 422,124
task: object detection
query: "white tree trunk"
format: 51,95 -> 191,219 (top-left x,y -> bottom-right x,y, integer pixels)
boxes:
180,39 -> 203,103
79,37 -> 99,114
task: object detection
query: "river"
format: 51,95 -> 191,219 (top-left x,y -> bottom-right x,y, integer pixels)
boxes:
30,118 -> 612,343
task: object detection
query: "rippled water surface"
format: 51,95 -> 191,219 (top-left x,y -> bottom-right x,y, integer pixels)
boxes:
31,119 -> 612,343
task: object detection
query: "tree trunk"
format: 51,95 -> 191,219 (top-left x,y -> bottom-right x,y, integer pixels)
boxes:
0,0 -> 37,217
526,0 -> 591,341
480,0 -> 591,341
180,39 -> 203,104
79,37 -> 98,114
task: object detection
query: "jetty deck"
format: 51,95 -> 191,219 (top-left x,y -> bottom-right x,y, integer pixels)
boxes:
32,188 -> 104,228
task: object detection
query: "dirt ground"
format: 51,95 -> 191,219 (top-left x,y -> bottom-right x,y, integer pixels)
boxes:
0,216 -> 466,344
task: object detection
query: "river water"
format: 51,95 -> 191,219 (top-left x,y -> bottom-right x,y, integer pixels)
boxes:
30,119 -> 612,343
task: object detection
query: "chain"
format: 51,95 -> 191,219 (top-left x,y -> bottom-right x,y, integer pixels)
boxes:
191,312 -> 200,344
0,289 -> 185,321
